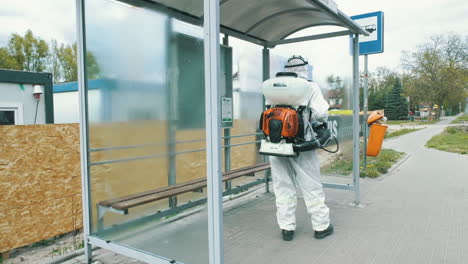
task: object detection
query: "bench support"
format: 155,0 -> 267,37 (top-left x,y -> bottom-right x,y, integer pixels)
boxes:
97,204 -> 128,231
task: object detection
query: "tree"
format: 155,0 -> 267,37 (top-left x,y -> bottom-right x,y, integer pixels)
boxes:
54,42 -> 100,82
366,67 -> 399,111
402,33 -> 468,117
3,30 -> 50,72
49,40 -> 62,83
0,29 -> 100,83
0,47 -> 18,69
384,77 -> 408,120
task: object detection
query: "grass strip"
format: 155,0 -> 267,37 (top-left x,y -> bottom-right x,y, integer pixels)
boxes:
385,128 -> 424,139
322,149 -> 405,178
426,126 -> 468,154
451,115 -> 468,124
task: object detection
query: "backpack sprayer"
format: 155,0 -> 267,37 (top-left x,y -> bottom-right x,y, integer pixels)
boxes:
259,72 -> 339,157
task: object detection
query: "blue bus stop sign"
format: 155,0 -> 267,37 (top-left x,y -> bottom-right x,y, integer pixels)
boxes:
351,11 -> 384,55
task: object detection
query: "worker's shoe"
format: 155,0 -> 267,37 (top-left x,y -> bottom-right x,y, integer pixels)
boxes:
314,224 -> 334,239
281,229 -> 295,241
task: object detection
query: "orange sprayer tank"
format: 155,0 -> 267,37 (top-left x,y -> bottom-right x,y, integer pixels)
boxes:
261,108 -> 299,138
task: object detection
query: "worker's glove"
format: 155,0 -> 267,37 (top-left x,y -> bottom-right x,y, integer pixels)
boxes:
313,123 -> 331,146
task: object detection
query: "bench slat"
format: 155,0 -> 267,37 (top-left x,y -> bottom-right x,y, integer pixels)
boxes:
98,177 -> 205,207
104,163 -> 270,210
99,163 -> 268,207
112,181 -> 209,210
223,163 -> 270,179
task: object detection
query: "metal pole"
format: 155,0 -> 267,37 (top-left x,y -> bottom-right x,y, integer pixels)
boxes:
262,47 -> 270,82
363,54 -> 368,169
167,18 -> 178,208
262,47 -> 270,193
75,0 -> 92,262
204,0 -> 224,263
352,34 -> 361,205
223,34 -> 232,191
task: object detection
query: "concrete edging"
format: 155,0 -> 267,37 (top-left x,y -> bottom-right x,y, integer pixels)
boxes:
377,153 -> 411,181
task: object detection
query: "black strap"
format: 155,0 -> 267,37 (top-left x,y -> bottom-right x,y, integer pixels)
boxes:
284,62 -> 308,68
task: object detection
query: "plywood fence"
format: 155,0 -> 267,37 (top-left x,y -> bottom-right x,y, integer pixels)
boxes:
0,124 -> 82,253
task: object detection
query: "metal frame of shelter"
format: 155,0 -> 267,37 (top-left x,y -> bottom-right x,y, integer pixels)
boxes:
75,0 -> 368,263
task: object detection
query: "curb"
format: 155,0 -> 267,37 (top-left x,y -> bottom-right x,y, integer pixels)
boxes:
377,153 -> 411,181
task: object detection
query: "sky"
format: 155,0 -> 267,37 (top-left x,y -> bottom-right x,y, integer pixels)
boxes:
0,0 -> 467,86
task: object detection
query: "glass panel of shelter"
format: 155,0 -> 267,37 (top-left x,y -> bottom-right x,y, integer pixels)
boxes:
84,0 -> 212,263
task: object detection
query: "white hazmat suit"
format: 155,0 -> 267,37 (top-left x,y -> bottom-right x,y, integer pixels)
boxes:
270,56 -> 331,232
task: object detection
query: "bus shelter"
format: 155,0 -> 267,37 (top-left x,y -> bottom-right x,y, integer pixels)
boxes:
75,0 -> 368,263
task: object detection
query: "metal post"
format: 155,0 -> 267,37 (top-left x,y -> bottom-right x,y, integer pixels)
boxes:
204,0 -> 224,263
363,54 -> 368,168
262,47 -> 270,193
262,47 -> 270,82
167,18 -> 177,208
75,0 -> 92,262
223,34 -> 232,191
352,34 -> 361,205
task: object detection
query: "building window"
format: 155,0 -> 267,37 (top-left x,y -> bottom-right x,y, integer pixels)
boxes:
0,104 -> 23,125
0,110 -> 15,125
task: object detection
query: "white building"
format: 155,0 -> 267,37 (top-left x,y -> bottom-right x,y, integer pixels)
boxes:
0,69 -> 53,125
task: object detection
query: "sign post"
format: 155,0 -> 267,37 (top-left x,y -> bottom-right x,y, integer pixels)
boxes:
351,11 -> 384,168
363,54 -> 369,167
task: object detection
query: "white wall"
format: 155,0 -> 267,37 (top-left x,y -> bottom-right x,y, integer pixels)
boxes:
53,90 -> 101,124
53,91 -> 79,124
0,82 -> 46,125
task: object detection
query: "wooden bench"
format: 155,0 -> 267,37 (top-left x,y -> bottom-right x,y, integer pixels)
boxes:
97,162 -> 270,230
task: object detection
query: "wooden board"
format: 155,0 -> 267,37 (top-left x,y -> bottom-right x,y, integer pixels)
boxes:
0,124 -> 81,253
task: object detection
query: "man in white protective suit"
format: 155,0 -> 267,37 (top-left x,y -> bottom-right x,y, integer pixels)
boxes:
270,55 -> 333,241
